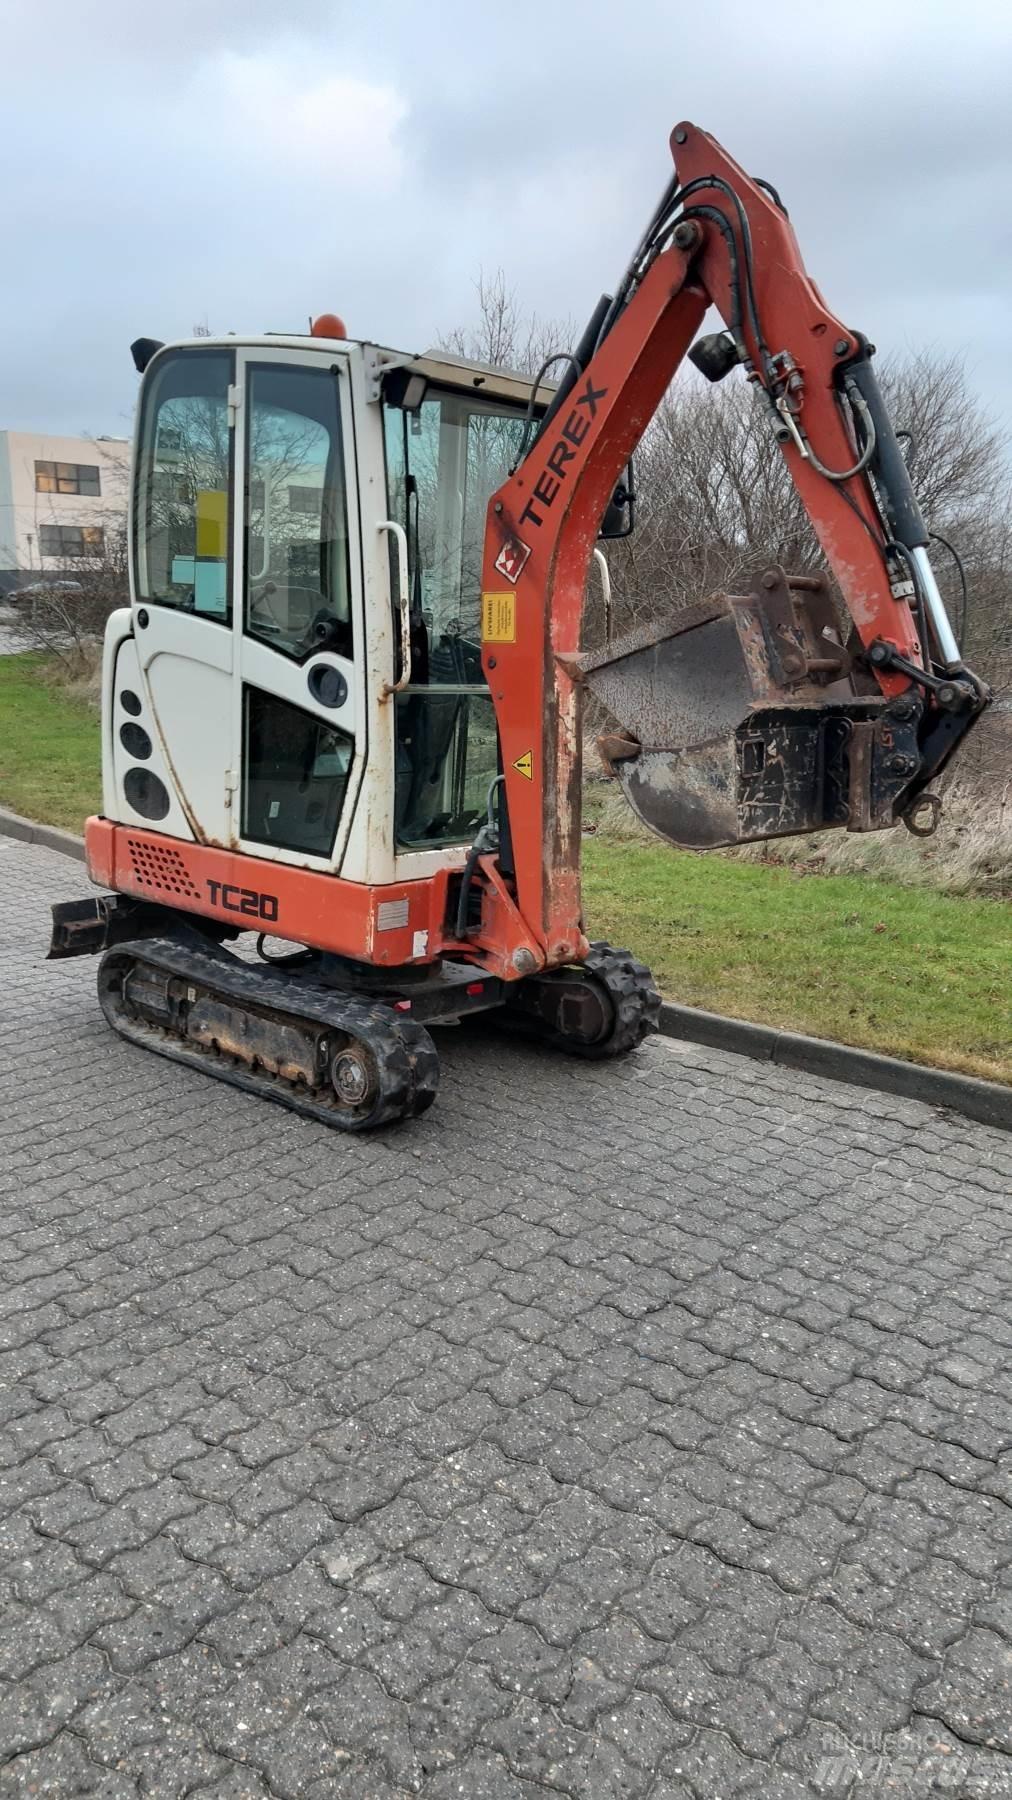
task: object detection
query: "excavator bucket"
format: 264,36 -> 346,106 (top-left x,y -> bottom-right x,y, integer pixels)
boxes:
574,568 -> 924,849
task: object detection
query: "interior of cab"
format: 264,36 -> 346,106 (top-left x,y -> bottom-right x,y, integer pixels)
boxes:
383,386 -> 531,849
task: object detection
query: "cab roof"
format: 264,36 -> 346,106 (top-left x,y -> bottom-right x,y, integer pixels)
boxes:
156,333 -> 559,411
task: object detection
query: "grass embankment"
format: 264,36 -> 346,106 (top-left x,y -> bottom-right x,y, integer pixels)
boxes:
583,836 -> 1010,1085
1,651 -> 1008,1083
0,653 -> 101,831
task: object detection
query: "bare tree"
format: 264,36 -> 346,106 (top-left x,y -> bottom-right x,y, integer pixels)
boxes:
15,527 -> 129,674
439,268 -> 575,378
442,274 -> 1010,688
600,353 -> 1011,693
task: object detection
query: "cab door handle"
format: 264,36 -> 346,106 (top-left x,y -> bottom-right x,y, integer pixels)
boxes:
377,520 -> 411,699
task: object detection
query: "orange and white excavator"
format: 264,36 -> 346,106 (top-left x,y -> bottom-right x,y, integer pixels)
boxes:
50,120 -> 988,1128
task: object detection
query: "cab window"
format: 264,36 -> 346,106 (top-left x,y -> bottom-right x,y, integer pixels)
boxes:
134,350 -> 233,619
245,363 -> 352,661
384,390 -> 528,848
242,687 -> 353,858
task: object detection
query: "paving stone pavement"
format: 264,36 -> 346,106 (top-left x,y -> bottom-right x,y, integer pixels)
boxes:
1,835 -> 1010,1799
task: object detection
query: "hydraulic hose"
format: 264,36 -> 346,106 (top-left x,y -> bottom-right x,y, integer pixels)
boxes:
802,378 -> 877,482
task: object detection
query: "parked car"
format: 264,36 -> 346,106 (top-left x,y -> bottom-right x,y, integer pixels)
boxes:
15,579 -> 84,597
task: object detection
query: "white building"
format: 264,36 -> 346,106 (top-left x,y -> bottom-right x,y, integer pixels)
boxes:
0,430 -> 130,593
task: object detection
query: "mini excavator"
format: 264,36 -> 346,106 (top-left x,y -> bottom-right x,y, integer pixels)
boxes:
50,121 -> 989,1128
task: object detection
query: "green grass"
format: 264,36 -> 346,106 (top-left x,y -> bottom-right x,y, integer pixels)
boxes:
1,651 -> 1008,1083
0,653 -> 101,831
584,835 -> 1011,1085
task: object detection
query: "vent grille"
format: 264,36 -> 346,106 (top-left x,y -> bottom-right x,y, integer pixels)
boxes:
126,837 -> 201,901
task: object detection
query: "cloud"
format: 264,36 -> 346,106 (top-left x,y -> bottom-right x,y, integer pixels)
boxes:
207,53 -> 406,184
0,0 -> 1009,437
0,34 -> 412,430
3,0 -> 343,72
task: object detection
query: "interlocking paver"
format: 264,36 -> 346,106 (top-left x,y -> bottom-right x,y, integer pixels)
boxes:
1,834 -> 1010,1797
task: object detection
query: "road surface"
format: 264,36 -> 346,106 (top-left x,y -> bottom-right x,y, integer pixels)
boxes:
1,837 -> 1009,1797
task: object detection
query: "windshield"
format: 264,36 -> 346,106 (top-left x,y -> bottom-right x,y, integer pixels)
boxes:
384,390 -> 529,663
384,386 -> 530,849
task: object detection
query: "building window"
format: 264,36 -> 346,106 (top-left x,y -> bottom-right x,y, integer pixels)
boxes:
151,469 -> 191,503
289,484 -> 323,515
39,524 -> 106,560
35,460 -> 101,497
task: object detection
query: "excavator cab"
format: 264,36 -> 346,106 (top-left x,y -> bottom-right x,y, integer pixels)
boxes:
113,335 -> 550,888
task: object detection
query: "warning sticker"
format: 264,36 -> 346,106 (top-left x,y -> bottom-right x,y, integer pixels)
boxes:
494,532 -> 532,584
481,591 -> 516,643
512,750 -> 533,780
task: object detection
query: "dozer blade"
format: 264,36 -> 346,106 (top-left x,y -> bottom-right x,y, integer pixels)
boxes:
574,568 -> 924,850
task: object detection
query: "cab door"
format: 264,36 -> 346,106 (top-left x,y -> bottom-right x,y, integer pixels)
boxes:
129,345 -> 237,844
232,348 -> 363,871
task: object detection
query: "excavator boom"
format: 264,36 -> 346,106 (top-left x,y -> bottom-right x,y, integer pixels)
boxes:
480,121 -> 988,963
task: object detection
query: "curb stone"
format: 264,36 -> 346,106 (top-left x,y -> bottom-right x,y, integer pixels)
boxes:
657,1003 -> 1012,1133
2,804 -> 1007,1131
0,805 -> 86,862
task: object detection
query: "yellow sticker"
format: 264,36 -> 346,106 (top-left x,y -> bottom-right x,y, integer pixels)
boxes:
481,591 -> 516,643
195,489 -> 227,558
513,750 -> 533,780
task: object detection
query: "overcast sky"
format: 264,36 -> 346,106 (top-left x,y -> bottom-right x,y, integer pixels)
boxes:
2,0 -> 1010,439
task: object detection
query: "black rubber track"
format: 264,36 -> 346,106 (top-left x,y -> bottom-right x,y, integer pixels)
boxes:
494,940 -> 662,1060
97,936 -> 439,1131
548,940 -> 662,1059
